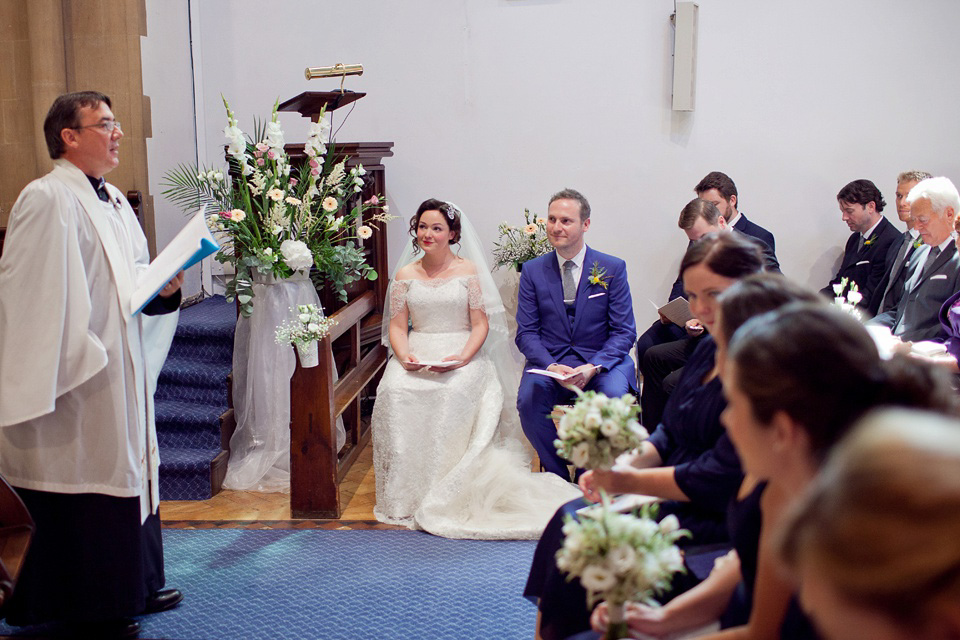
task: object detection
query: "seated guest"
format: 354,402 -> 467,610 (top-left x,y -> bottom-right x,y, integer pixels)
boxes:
640,198 -> 778,429
525,232 -> 764,640
590,305 -> 957,640
635,171 -> 779,405
779,409 -> 960,640
821,179 -> 900,314
871,176 -> 960,342
876,170 -> 933,314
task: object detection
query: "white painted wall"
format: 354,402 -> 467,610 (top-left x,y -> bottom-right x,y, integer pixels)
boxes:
143,0 -> 960,322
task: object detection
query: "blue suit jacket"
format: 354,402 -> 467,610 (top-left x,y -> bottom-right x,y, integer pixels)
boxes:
516,247 -> 637,386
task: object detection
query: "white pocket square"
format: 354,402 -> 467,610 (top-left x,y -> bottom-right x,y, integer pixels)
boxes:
855,260 -> 870,266
588,292 -> 606,299
930,274 -> 948,280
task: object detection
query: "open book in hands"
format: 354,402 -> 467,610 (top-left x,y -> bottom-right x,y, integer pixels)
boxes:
526,364 -> 600,381
408,359 -> 462,367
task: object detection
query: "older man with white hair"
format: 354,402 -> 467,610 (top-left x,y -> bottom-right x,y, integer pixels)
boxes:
870,176 -> 960,342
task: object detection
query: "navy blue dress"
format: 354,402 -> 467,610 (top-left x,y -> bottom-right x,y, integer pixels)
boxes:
524,336 -> 744,640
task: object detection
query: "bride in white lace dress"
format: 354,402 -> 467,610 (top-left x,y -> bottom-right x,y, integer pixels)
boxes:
372,199 -> 579,539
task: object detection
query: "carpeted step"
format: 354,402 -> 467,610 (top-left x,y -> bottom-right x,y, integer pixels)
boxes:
155,295 -> 236,501
158,446 -> 223,501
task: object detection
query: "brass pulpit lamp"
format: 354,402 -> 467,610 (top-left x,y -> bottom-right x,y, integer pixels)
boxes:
304,63 -> 363,93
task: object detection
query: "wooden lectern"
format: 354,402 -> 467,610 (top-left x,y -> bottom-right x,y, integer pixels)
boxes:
279,91 -> 394,518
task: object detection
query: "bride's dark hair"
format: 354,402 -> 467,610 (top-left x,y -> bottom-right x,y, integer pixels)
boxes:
409,198 -> 462,254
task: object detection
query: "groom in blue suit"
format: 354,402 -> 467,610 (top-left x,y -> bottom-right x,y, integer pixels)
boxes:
516,189 -> 638,479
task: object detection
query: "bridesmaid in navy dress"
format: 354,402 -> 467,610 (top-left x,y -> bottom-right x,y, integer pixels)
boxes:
525,232 -> 765,640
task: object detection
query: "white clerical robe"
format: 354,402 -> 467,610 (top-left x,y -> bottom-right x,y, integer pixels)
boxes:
0,159 -> 177,522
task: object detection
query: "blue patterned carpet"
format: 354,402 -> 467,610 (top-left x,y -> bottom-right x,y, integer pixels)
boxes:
1,530 -> 538,639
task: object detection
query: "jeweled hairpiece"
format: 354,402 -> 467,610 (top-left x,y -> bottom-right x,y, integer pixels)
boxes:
443,202 -> 461,221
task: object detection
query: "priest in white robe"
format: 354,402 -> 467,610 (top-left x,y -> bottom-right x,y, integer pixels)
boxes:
0,91 -> 183,639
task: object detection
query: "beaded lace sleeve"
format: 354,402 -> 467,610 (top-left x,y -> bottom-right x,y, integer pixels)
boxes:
466,276 -> 485,312
389,280 -> 410,318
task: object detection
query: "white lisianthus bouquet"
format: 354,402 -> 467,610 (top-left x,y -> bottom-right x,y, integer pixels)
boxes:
275,304 -> 337,348
162,97 -> 395,316
556,502 -> 689,639
832,277 -> 864,320
554,391 -> 646,470
492,208 -> 552,270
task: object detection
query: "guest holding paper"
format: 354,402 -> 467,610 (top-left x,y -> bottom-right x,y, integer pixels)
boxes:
0,92 -> 183,638
778,409 -> 960,640
516,189 -> 637,481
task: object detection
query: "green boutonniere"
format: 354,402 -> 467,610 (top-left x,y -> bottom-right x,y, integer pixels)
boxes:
863,234 -> 876,246
913,238 -> 924,248
588,261 -> 612,289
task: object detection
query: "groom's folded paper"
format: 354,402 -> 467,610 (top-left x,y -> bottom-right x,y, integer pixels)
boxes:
526,365 -> 600,381
130,208 -> 219,316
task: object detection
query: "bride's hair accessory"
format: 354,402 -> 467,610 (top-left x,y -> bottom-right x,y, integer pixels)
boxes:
442,202 -> 461,221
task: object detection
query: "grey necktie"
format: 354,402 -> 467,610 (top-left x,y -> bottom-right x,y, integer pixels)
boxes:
920,246 -> 942,281
562,260 -> 576,306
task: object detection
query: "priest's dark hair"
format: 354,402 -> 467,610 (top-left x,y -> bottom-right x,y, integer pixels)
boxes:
837,179 -> 886,212
678,231 -> 764,281
409,198 -> 462,254
728,304 -> 959,463
44,91 -> 112,160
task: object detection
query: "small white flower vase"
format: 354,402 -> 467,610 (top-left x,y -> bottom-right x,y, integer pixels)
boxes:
296,340 -> 319,368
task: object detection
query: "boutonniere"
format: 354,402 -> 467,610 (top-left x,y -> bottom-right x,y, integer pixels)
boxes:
913,238 -> 924,248
588,261 -> 612,289
863,234 -> 877,246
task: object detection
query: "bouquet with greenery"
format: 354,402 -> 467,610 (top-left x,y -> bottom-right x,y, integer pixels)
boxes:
557,501 -> 689,639
275,304 -> 337,348
554,391 -> 646,470
492,208 -> 552,270
162,96 -> 393,317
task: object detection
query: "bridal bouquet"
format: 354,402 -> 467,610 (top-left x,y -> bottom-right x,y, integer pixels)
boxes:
554,392 -> 646,470
162,97 -> 394,316
556,501 -> 689,639
492,208 -> 552,270
832,277 -> 864,320
275,304 -> 337,368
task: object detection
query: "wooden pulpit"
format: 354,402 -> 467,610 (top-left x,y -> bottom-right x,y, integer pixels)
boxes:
279,91 -> 394,518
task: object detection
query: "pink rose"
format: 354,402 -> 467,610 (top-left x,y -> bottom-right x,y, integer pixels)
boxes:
267,150 -> 276,160
257,158 -> 265,166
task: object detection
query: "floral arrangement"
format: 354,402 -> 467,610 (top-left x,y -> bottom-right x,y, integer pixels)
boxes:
557,501 -> 689,638
275,304 -> 337,348
162,97 -> 394,317
554,391 -> 647,470
832,277 -> 864,319
588,261 -> 612,289
492,208 -> 552,270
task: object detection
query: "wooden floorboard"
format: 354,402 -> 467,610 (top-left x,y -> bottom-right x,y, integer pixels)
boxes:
160,440 -> 379,529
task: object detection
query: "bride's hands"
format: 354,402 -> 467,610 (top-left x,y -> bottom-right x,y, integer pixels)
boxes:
400,354 -> 426,371
428,354 -> 468,372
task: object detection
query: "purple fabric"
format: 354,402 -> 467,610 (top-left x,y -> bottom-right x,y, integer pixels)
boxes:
939,289 -> 960,361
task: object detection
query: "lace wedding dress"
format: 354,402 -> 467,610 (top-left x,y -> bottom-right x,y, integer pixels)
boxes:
372,275 -> 580,539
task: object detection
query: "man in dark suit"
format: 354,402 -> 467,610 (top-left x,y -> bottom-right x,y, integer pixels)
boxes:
639,198 -> 779,429
876,170 -> 933,315
516,189 -> 637,479
821,179 -> 901,314
871,177 -> 960,342
695,170 -> 777,260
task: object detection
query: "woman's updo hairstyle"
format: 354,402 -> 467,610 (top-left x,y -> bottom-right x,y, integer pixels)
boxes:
728,304 -> 959,462
716,274 -> 824,345
409,198 -> 462,254
678,231 -> 764,282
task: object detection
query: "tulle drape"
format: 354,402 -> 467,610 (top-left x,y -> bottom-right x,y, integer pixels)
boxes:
223,271 -> 345,492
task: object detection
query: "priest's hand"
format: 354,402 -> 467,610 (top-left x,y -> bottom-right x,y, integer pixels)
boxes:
159,271 -> 185,298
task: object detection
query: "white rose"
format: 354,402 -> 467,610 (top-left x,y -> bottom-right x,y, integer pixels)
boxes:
307,322 -> 321,334
606,545 -> 637,575
580,565 -> 617,592
584,411 -> 602,429
659,514 -> 680,534
279,239 -> 313,271
563,529 -> 584,553
657,546 -> 685,574
571,442 -> 590,468
847,289 -> 863,305
263,247 -> 272,256
600,419 -> 620,438
299,313 -> 311,323
630,518 -> 660,539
